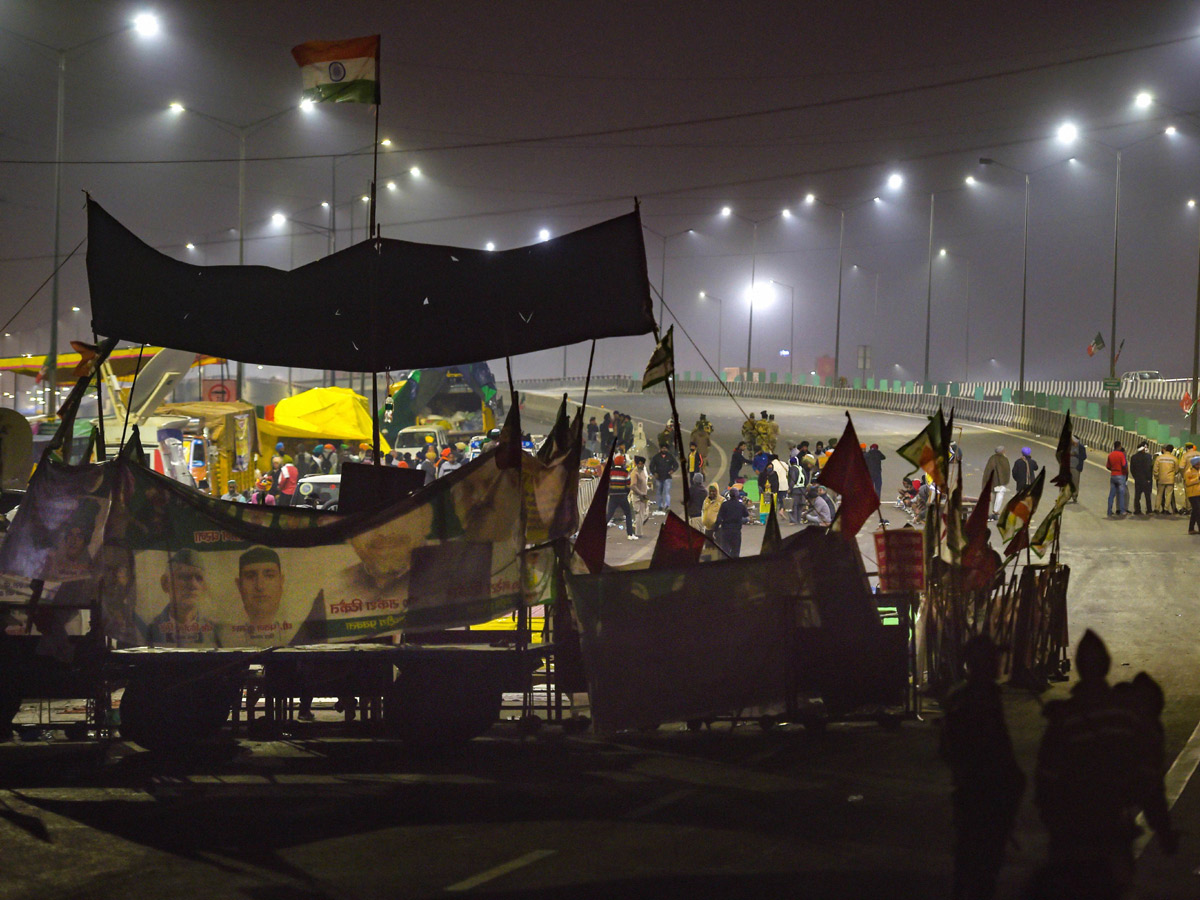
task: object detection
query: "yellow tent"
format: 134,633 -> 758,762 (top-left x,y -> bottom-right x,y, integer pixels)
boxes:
257,387 -> 390,451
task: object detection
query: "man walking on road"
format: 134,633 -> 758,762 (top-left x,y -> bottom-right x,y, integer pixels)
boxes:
649,443 -> 678,515
982,446 -> 1011,522
1106,441 -> 1128,518
714,487 -> 750,558
864,443 -> 886,500
1070,438 -> 1087,502
1185,455 -> 1200,534
1012,447 -> 1038,493
605,455 -> 637,540
1129,441 -> 1153,516
1154,444 -> 1178,514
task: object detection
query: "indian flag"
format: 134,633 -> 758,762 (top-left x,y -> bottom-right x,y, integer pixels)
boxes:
292,35 -> 380,104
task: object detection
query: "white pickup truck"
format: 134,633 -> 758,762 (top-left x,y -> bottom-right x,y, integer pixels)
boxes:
391,424 -> 451,461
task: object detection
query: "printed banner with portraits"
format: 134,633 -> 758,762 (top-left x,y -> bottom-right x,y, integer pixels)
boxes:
0,442 -> 560,648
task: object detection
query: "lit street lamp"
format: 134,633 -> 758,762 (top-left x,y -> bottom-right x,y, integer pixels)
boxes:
1,12 -> 162,414
1054,100 -> 1174,423
937,249 -> 971,381
718,207 -> 792,376
643,226 -> 695,330
922,179 -> 977,386
804,190 -> 889,382
169,100 -> 315,398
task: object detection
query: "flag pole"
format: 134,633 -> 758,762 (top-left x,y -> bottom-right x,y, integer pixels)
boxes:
369,105 -> 379,238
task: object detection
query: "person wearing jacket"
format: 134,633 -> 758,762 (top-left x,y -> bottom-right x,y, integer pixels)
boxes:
864,443 -> 886,499
648,444 -> 678,515
700,483 -> 722,539
728,441 -> 749,488
605,455 -> 637,540
1012,447 -> 1038,492
630,456 -> 650,536
714,487 -> 750,558
982,446 -> 1012,521
1129,442 -> 1154,516
1186,456 -> 1200,534
787,456 -> 809,524
1070,438 -> 1087,501
1154,445 -> 1178,514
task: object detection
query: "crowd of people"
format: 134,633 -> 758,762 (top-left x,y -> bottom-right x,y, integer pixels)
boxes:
222,437 -> 481,507
600,409 -> 882,557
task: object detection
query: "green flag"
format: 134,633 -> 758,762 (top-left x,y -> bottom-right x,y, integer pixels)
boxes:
641,326 -> 675,390
1030,484 -> 1071,558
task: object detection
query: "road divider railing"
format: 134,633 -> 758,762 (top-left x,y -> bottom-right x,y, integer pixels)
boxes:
503,375 -> 1199,460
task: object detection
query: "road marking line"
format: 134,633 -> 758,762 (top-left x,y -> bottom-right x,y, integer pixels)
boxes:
444,849 -> 556,892
623,787 -> 695,820
1134,715 -> 1200,857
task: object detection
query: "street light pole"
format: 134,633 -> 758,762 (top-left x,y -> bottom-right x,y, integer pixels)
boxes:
771,280 -> 795,380
746,222 -> 758,377
938,249 -> 972,382
170,102 -> 306,400
698,292 -> 724,374
834,211 -> 845,382
923,193 -> 935,386
0,16 -> 162,415
1108,149 -> 1122,424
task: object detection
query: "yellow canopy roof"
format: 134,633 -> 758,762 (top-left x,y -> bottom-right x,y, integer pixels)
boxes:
258,387 -> 390,451
0,347 -> 222,386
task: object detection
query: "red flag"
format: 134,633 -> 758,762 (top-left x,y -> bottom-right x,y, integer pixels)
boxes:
1182,391 -> 1193,415
573,442 -> 616,574
1003,526 -> 1029,558
962,470 -> 997,588
820,412 -> 879,540
649,511 -> 708,568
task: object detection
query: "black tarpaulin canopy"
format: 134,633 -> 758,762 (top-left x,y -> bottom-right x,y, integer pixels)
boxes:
86,198 -> 656,372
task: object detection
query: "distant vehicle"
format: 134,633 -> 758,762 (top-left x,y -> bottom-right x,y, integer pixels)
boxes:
293,473 -> 340,510
391,424 -> 450,461
1121,370 -> 1161,382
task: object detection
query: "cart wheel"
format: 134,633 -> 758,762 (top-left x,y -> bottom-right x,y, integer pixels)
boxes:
119,675 -> 236,751
517,714 -> 543,736
800,713 -> 827,733
876,712 -> 903,732
383,672 -> 501,751
563,715 -> 590,734
63,722 -> 90,742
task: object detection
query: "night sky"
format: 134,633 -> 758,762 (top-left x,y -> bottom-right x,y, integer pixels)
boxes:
3,1 -> 1200,394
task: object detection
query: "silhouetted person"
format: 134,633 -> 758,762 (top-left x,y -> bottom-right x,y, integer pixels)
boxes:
1030,629 -> 1177,900
939,634 -> 1025,900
